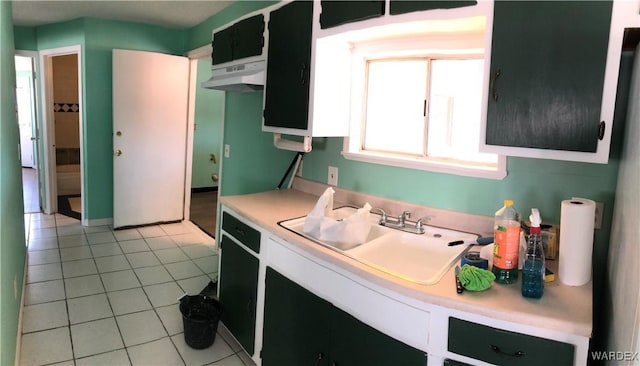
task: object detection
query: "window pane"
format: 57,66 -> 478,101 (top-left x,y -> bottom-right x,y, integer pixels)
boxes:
427,59 -> 497,164
364,60 -> 427,155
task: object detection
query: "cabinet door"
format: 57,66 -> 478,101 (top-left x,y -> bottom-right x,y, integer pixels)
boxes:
320,1 -> 385,29
263,1 -> 313,130
448,318 -> 574,366
232,14 -> 265,61
486,1 -> 612,152
212,26 -> 235,65
218,235 -> 259,355
262,267 -> 332,366
389,0 -> 476,15
330,306 -> 427,366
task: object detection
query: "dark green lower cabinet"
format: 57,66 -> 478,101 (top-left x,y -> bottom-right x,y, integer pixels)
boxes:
448,318 -> 574,366
330,307 -> 427,366
219,236 -> 259,355
261,268 -> 332,365
262,267 -> 427,366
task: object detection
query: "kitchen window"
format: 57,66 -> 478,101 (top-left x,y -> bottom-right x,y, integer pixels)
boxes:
342,17 -> 506,179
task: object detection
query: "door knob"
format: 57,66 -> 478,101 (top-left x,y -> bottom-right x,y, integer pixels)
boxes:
114,149 -> 123,156
116,131 -> 122,136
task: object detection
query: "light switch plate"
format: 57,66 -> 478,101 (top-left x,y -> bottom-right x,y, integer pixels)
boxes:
224,144 -> 230,158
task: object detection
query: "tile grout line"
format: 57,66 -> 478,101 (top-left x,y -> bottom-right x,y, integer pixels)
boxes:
22,217 -> 229,365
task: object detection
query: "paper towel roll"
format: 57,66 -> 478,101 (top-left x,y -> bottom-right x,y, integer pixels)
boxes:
558,198 -> 596,286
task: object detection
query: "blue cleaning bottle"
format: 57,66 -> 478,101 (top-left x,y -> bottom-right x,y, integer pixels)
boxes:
522,208 -> 545,298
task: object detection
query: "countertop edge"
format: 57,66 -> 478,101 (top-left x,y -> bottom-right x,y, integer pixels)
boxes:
219,188 -> 593,339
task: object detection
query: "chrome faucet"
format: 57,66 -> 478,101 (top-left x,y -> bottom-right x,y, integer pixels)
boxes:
398,210 -> 411,227
371,207 -> 388,225
371,208 -> 426,235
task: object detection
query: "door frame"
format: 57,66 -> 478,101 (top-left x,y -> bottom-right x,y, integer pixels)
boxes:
15,51 -> 38,168
15,50 -> 42,210
39,45 -> 83,219
185,44 -> 226,229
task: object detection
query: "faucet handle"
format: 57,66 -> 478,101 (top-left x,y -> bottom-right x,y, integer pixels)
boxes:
415,216 -> 432,233
398,210 -> 411,226
371,207 -> 387,225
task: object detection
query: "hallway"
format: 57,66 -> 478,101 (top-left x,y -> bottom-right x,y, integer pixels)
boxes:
23,168 -> 40,213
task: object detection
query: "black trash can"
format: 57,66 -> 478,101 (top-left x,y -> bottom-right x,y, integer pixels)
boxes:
179,294 -> 222,349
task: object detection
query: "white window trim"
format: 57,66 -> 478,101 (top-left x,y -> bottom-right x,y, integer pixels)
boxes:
342,21 -> 507,180
342,139 -> 507,179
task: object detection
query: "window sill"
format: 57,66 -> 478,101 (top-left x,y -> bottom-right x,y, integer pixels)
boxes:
341,150 -> 507,180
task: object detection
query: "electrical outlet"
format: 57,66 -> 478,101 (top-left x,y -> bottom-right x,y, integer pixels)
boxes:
594,201 -> 604,229
328,166 -> 338,186
224,144 -> 230,158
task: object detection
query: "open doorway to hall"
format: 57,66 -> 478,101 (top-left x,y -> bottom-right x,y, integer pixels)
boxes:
187,54 -> 224,239
50,53 -> 82,220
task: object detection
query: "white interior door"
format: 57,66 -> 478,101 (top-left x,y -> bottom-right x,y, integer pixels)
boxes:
113,49 -> 189,228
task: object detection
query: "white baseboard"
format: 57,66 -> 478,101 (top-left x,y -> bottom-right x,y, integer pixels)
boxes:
82,217 -> 113,227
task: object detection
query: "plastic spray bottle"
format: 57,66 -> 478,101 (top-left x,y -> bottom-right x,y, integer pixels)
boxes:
521,208 -> 545,298
492,199 -> 520,284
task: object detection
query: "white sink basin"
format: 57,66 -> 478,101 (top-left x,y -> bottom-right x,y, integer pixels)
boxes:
279,206 -> 478,285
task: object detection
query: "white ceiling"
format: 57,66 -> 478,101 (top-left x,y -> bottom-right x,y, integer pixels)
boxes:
12,0 -> 235,30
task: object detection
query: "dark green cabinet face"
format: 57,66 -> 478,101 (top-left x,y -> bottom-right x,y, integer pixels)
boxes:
486,1 -> 612,152
212,14 -> 264,65
263,1 -> 313,130
262,267 -> 332,366
262,267 -> 427,366
212,26 -> 234,65
330,306 -> 427,366
222,212 -> 261,254
448,317 -> 575,366
389,0 -> 476,15
320,1 -> 385,29
219,236 -> 259,355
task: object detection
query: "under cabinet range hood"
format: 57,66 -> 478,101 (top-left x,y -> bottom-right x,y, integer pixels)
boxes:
201,60 -> 265,92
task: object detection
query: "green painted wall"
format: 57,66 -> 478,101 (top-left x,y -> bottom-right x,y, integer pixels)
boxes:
220,92 -> 295,196
13,26 -> 36,50
81,19 -> 186,220
14,18 -> 187,221
0,2 -> 27,365
192,58 -> 224,189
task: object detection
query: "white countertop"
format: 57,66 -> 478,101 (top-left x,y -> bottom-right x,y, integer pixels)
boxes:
220,188 -> 592,338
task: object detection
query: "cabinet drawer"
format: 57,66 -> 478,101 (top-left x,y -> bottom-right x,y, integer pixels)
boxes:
222,212 -> 260,253
448,318 -> 574,366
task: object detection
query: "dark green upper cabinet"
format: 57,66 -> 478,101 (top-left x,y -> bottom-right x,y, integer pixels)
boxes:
219,235 -> 259,355
389,0 -> 477,15
263,1 -> 313,130
486,1 -> 613,152
320,1 -> 385,29
212,14 -> 264,65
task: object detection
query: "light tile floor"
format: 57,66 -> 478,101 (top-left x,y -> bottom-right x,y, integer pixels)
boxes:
20,213 -> 255,366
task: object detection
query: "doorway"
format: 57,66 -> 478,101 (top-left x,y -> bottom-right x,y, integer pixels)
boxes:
16,53 -> 40,213
40,46 -> 83,220
185,48 -> 225,238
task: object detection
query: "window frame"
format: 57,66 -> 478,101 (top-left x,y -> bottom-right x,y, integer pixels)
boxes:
342,26 -> 507,180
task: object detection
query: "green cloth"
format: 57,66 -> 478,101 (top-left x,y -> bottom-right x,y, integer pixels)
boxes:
459,264 -> 496,291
